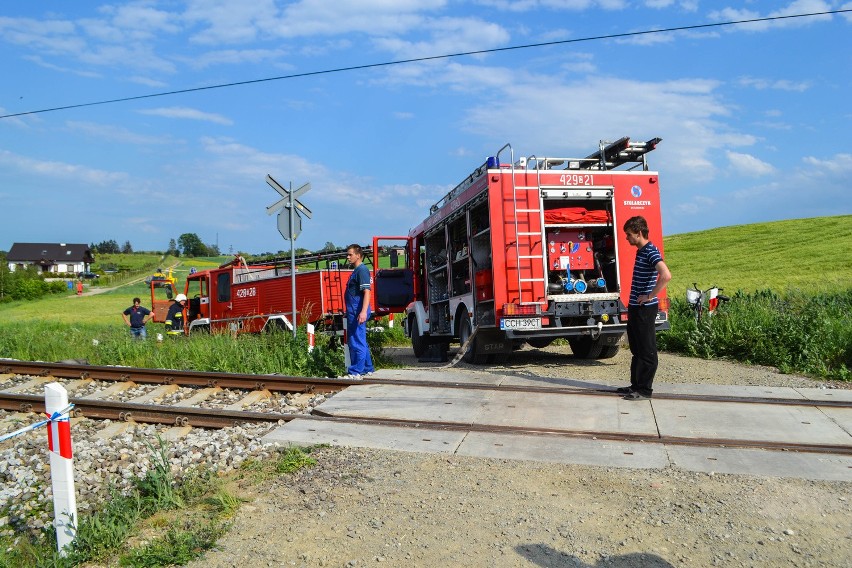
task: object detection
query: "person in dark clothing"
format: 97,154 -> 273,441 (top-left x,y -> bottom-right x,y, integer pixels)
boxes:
165,294 -> 187,336
122,297 -> 154,339
617,216 -> 671,400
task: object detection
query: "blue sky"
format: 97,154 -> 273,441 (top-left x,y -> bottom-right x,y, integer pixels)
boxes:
1,1 -> 850,256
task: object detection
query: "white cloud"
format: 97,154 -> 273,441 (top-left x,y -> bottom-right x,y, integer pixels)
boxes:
0,148 -> 128,186
138,107 -> 233,125
23,55 -> 102,78
128,75 -> 169,88
474,0 -> 627,11
373,17 -> 509,60
185,48 -> 288,69
801,152 -> 852,174
726,151 -> 777,176
710,1 -> 834,32
65,121 -> 172,145
645,0 -> 698,9
739,76 -> 810,92
183,0 -> 279,44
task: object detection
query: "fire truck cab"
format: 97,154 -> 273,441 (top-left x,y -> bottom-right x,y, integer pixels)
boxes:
374,137 -> 668,363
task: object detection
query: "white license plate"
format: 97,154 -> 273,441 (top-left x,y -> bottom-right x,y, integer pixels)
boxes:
500,317 -> 541,330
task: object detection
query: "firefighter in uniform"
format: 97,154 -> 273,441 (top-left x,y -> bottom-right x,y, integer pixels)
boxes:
344,244 -> 375,378
164,293 -> 187,336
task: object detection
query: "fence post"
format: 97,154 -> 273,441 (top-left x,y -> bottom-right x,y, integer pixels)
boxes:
342,317 -> 351,370
44,383 -> 77,556
307,323 -> 315,353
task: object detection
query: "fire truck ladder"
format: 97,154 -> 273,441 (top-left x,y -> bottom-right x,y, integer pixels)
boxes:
584,136 -> 662,171
496,143 -> 545,306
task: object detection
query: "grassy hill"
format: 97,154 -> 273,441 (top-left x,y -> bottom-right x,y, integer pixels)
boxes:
663,215 -> 851,298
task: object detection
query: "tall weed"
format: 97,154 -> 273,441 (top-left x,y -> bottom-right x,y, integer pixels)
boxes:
659,288 -> 851,380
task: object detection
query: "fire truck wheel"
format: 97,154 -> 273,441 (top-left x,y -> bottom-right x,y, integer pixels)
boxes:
597,344 -> 620,359
568,337 -> 604,359
458,313 -> 487,364
410,318 -> 427,358
526,338 -> 554,349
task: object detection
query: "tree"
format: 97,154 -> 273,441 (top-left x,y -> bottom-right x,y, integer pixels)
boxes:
121,240 -> 133,254
178,233 -> 206,257
92,239 -> 120,254
167,239 -> 179,257
321,241 -> 337,252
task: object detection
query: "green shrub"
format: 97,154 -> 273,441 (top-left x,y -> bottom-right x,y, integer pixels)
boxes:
659,288 -> 851,381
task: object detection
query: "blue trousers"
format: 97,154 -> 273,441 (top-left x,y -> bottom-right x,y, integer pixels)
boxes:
347,313 -> 374,375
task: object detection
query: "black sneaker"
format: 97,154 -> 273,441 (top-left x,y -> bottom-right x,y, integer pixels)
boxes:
615,386 -> 633,394
622,391 -> 650,401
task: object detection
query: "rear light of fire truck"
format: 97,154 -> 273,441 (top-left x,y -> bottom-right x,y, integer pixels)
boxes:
502,303 -> 549,326
503,303 -> 539,316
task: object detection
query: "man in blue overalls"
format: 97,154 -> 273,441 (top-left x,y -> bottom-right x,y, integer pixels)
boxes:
344,244 -> 375,379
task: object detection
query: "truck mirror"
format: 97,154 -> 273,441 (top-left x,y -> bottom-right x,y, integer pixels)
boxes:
390,249 -> 399,268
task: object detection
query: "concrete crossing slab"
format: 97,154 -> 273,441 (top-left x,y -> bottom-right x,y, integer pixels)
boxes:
652,399 -> 851,446
317,384 -> 659,435
819,407 -> 852,435
794,388 -> 852,403
316,384 -> 490,424
665,445 -> 852,482
456,431 -> 669,469
263,418 -> 464,454
262,375 -> 852,482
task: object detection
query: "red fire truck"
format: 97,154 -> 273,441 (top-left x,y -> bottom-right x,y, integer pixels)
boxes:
372,137 -> 668,363
150,255 -> 352,334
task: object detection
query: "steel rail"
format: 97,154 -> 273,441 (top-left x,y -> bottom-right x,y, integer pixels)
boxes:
3,391 -> 849,457
0,359 -> 354,393
306,413 -> 852,456
2,357 -> 849,409
0,392 -> 296,429
358,378 -> 852,409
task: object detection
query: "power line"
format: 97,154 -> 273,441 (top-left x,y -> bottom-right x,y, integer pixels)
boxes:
2,8 -> 849,120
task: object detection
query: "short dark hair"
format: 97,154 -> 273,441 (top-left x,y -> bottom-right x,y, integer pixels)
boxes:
133,297 -> 141,304
623,216 -> 649,238
346,244 -> 364,258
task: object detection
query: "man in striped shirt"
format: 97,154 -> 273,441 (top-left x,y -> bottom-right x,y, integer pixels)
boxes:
618,216 -> 671,400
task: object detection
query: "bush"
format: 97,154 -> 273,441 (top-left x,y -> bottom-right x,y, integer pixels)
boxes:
659,288 -> 851,381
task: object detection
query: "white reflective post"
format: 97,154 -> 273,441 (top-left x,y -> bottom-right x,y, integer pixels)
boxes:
44,383 -> 77,555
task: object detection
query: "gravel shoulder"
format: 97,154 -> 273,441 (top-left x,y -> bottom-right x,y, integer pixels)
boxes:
189,346 -> 852,568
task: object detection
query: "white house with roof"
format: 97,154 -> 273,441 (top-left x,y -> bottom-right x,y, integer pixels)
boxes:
6,243 -> 95,275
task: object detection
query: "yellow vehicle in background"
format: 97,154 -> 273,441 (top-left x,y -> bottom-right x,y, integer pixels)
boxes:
146,268 -> 179,322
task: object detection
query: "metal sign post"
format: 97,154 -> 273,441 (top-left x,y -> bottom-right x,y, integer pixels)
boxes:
267,175 -> 312,337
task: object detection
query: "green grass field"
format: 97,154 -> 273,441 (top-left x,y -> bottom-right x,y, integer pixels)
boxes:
663,215 -> 852,298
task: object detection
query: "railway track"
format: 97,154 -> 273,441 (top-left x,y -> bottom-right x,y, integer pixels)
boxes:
2,359 -> 850,458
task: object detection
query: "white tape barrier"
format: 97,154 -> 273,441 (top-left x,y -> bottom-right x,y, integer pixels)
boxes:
0,403 -> 74,445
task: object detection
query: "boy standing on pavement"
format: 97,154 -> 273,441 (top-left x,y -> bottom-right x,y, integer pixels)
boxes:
618,216 -> 671,400
122,297 -> 154,339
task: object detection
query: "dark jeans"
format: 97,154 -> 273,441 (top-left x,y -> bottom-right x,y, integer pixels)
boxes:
627,304 -> 659,396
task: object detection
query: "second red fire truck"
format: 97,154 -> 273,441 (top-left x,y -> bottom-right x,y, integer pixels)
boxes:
372,136 -> 669,363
